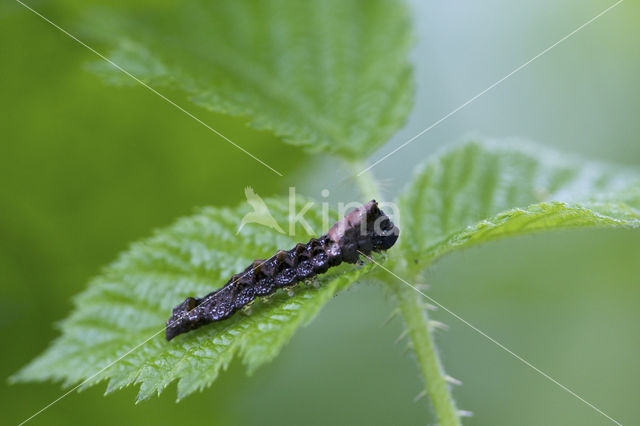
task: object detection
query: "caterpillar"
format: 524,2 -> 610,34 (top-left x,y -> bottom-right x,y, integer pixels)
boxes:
166,200 -> 399,340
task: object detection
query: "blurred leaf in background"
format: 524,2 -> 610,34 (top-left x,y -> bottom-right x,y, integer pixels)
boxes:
84,0 -> 414,159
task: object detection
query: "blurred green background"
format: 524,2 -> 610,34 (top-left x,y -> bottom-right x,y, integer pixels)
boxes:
2,0 -> 639,425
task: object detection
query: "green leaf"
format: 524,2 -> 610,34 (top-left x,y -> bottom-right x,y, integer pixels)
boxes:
398,140 -> 640,267
85,0 -> 414,159
11,198 -> 375,401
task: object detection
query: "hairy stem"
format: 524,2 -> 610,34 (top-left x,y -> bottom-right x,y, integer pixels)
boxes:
391,279 -> 461,425
351,163 -> 460,425
351,161 -> 382,201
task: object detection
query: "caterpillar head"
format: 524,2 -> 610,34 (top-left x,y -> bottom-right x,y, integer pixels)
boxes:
328,200 -> 399,263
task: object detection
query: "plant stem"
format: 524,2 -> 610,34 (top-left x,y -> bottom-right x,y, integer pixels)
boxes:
351,161 -> 381,201
350,162 -> 461,425
392,280 -> 461,426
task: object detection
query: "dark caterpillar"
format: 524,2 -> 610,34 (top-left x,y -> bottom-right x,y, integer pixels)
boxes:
166,200 -> 399,340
